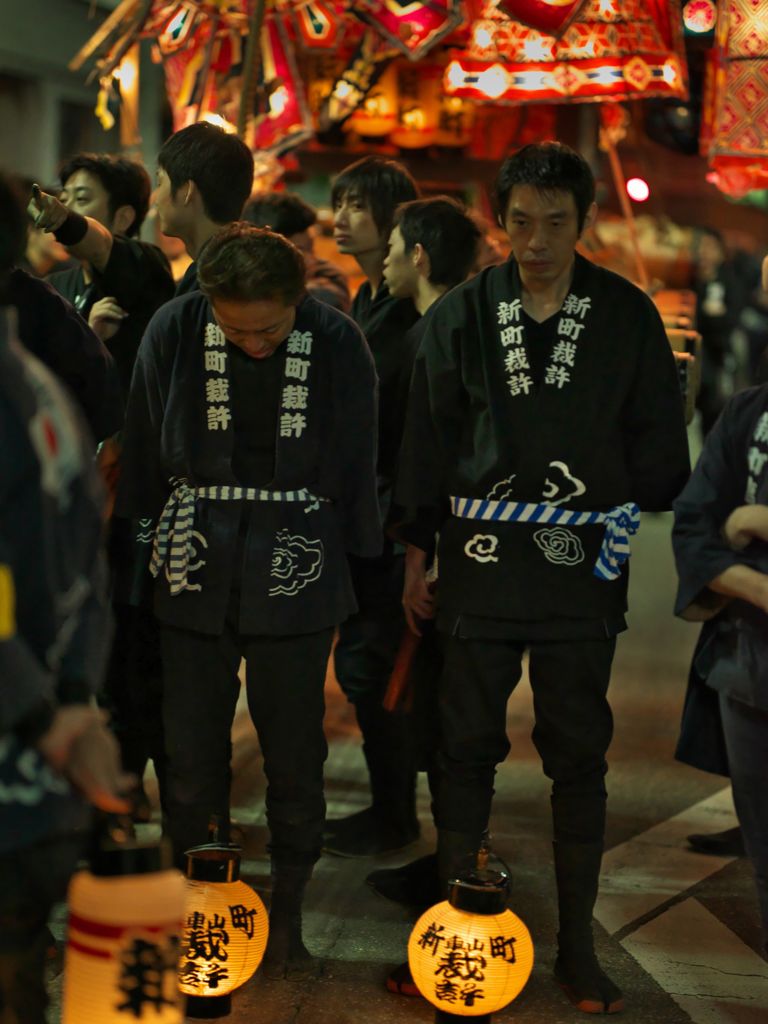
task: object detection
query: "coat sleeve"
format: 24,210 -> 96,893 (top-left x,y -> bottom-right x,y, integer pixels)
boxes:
622,294 -> 691,511
114,306 -> 175,521
390,299 -> 464,550
333,321 -> 382,557
672,392 -> 755,615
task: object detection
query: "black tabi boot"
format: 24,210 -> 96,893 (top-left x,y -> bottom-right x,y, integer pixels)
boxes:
323,698 -> 419,857
262,864 -> 321,981
366,852 -> 440,910
553,841 -> 624,1014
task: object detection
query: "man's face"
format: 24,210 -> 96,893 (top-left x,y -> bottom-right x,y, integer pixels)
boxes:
60,169 -> 113,229
503,185 -> 589,286
211,295 -> 296,360
153,166 -> 189,238
332,190 -> 383,258
383,225 -> 418,299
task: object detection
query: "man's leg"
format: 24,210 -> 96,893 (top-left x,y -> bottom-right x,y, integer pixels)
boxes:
528,637 -> 622,1013
243,627 -> 333,979
719,693 -> 768,954
0,837 -> 81,1024
330,550 -> 419,855
434,635 -> 524,891
160,622 -> 241,867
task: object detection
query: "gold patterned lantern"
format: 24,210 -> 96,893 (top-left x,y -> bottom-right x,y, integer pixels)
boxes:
62,840 -> 186,1023
407,853 -> 534,1021
180,845 -> 268,1019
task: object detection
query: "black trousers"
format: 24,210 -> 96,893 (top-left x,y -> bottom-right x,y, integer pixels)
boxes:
0,836 -> 82,1024
435,635 -> 616,845
160,622 -> 333,867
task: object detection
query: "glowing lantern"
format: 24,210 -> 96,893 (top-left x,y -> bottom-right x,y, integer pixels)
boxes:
444,0 -> 689,105
180,844 -> 268,1019
318,29 -> 393,128
293,0 -> 345,50
626,176 -> 650,201
347,62 -> 399,137
353,0 -> 464,61
435,94 -> 475,148
407,852 -> 534,1021
497,0 -> 588,38
391,65 -> 442,149
62,839 -> 186,1023
683,0 -> 717,34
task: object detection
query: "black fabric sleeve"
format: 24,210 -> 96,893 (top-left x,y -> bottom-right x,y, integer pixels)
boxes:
622,293 -> 691,511
672,392 -> 757,615
93,237 -> 174,313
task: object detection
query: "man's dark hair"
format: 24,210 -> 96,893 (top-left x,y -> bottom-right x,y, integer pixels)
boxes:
394,197 -> 481,290
331,156 -> 419,238
243,192 -> 317,238
197,222 -> 305,305
158,123 -> 254,225
58,153 -> 151,236
495,142 -> 596,233
0,173 -> 28,284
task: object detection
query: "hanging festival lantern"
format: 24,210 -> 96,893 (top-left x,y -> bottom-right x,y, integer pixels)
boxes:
407,850 -> 534,1021
497,0 -> 588,38
391,64 -> 442,149
249,15 -> 315,154
180,844 -> 268,1019
292,0 -> 346,51
347,62 -> 400,137
318,29 -> 394,128
62,837 -> 186,1023
701,0 -> 768,198
444,0 -> 689,105
683,0 -> 717,34
353,0 -> 464,62
435,94 -> 476,148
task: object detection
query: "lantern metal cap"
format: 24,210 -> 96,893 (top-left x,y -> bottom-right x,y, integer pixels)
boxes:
91,837 -> 172,877
448,868 -> 509,916
185,844 -> 242,882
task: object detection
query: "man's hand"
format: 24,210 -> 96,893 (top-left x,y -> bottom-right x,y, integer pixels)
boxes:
709,563 -> 768,616
36,706 -> 134,814
89,296 -> 127,342
722,504 -> 768,551
27,184 -> 68,234
403,544 -> 435,637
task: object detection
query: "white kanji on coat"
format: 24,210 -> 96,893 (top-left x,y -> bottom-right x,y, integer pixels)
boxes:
551,340 -> 577,367
205,351 -> 226,374
746,475 -> 758,503
286,331 -> 313,356
562,294 -> 591,318
280,412 -> 307,438
545,364 -> 571,389
500,325 -> 525,347
748,446 -> 768,477
497,300 -> 522,325
504,348 -> 530,374
282,384 -> 309,410
508,372 -> 534,396
204,324 -> 226,348
205,378 -> 230,403
207,405 -> 231,430
285,357 -> 310,382
753,413 -> 768,445
557,317 -> 586,341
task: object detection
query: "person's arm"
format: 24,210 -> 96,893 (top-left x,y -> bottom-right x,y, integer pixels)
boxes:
402,543 -> 434,637
28,185 -> 114,272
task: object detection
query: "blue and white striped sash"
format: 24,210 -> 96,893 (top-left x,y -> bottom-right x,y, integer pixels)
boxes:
151,478 -> 327,595
450,496 -> 640,582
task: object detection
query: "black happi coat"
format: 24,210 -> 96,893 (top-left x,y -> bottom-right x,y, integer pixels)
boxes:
394,253 -> 690,628
117,292 -> 381,636
673,385 -> 768,713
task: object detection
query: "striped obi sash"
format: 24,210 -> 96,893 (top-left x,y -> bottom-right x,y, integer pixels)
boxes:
449,496 -> 640,582
151,478 -> 328,595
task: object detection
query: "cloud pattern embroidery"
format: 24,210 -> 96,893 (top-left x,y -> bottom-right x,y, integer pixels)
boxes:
533,527 -> 584,566
542,461 -> 586,506
487,474 -> 517,500
269,530 -> 324,596
464,534 -> 500,563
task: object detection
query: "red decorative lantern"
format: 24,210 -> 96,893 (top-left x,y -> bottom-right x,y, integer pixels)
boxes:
444,0 -> 689,105
497,0 -> 588,38
293,0 -> 345,51
353,0 -> 464,61
683,0 -> 717,33
701,0 -> 768,197
391,64 -> 442,148
347,63 -> 399,137
250,15 -> 314,154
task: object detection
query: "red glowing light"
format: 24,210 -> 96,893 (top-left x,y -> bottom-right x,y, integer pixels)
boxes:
683,0 -> 717,34
626,177 -> 650,202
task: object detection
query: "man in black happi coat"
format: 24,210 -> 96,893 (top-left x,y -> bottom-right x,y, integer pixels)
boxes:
117,224 -> 380,978
393,143 -> 690,1013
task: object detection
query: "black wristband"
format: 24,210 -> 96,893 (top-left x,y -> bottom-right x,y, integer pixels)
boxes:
53,210 -> 89,247
13,697 -> 57,748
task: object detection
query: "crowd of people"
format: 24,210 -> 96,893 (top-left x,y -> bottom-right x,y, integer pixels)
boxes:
1,126 -> 767,1023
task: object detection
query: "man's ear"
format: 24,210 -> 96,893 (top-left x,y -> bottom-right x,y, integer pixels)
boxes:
412,241 -> 425,267
180,179 -> 196,206
111,204 -> 136,236
581,201 -> 598,235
